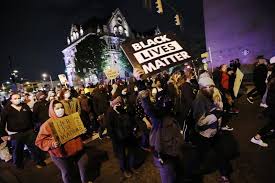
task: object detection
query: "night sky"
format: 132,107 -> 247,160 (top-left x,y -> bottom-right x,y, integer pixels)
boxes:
0,0 -> 204,83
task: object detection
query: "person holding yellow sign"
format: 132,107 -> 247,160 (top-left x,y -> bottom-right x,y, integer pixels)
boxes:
35,100 -> 92,183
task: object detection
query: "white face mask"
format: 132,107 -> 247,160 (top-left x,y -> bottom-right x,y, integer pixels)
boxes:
13,99 -> 21,105
122,91 -> 127,95
134,87 -> 138,92
64,93 -> 71,99
21,97 -> 25,102
55,108 -> 65,118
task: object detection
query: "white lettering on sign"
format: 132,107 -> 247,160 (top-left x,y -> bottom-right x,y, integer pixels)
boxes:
133,41 -> 183,64
142,51 -> 191,74
131,35 -> 172,51
122,33 -> 192,76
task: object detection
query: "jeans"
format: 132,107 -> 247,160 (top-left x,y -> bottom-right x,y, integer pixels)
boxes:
51,151 -> 89,183
247,86 -> 266,99
258,112 -> 275,138
153,157 -> 176,183
11,130 -> 43,167
141,130 -> 150,149
112,141 -> 135,172
261,86 -> 268,104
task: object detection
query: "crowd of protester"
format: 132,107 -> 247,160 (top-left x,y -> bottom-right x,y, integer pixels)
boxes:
0,55 -> 274,183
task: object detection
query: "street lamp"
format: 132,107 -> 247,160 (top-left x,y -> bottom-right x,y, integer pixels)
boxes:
42,73 -> 53,89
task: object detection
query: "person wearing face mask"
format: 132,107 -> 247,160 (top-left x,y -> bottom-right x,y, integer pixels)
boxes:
192,76 -> 232,183
0,93 -> 46,169
121,88 -> 129,107
176,69 -> 197,141
35,100 -> 92,183
135,81 -> 152,151
151,78 -> 164,103
78,90 -> 93,137
60,89 -> 81,116
127,83 -> 139,121
106,96 -> 139,179
93,83 -> 110,137
33,91 -> 50,132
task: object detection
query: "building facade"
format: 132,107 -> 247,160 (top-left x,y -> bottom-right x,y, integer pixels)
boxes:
203,0 -> 275,70
62,8 -> 160,86
62,9 -> 133,86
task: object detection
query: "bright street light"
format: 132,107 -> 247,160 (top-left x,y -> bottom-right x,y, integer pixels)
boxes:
13,70 -> 18,73
6,81 -> 10,84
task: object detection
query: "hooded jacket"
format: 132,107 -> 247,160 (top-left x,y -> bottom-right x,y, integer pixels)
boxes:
35,100 -> 83,158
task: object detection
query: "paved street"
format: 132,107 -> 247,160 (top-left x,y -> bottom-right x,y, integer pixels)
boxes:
1,95 -> 275,183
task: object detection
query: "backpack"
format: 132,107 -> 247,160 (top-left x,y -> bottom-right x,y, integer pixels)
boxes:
149,116 -> 183,157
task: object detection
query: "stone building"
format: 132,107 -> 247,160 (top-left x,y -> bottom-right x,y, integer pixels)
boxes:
203,0 -> 275,70
62,8 -> 160,86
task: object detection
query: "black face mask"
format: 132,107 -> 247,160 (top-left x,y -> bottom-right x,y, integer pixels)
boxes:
116,105 -> 125,113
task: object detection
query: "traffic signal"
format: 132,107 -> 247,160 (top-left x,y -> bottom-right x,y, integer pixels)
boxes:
155,0 -> 163,14
144,0 -> 152,9
175,14 -> 180,25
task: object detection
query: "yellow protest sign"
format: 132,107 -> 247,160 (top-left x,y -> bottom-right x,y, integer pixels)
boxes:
51,113 -> 86,144
104,68 -> 119,80
233,68 -> 244,97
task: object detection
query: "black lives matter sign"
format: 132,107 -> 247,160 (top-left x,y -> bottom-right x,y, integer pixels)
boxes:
121,33 -> 191,76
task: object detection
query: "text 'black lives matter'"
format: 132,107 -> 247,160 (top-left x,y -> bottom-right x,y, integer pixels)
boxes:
121,33 -> 191,76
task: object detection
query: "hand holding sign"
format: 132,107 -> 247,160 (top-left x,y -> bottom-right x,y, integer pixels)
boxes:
133,68 -> 145,80
52,141 -> 60,148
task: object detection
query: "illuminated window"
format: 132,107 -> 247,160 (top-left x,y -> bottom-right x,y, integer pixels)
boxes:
118,26 -> 123,35
113,27 -> 118,35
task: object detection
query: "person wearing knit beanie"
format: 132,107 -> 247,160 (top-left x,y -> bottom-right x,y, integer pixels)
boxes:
198,76 -> 215,89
